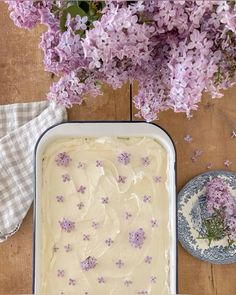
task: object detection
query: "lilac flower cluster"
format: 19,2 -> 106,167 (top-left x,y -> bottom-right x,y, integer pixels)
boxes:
129,228 -> 146,249
6,1 -> 236,121
206,178 -> 235,215
59,218 -> 75,232
117,152 -> 131,165
206,177 -> 236,241
55,152 -> 71,167
80,256 -> 97,271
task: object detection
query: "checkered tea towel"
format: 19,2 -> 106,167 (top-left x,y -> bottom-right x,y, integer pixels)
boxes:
0,101 -> 67,241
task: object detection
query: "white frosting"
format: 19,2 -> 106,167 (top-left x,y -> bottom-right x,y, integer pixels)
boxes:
40,137 -> 170,295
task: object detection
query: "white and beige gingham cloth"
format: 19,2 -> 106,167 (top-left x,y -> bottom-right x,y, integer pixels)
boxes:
0,101 -> 67,241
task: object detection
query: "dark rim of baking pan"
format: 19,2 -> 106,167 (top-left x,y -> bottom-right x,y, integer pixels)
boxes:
33,121 -> 178,294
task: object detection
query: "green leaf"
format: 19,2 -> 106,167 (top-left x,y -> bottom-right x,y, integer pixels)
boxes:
79,1 -> 90,13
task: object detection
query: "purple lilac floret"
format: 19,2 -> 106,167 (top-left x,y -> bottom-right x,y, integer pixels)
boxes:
77,202 -> 85,210
141,156 -> 151,167
105,238 -> 114,246
143,195 -> 152,203
118,175 -> 127,184
80,256 -> 97,271
68,278 -> 76,286
115,259 -> 124,268
92,221 -> 99,229
206,177 -> 235,216
77,161 -> 86,169
117,152 -> 131,165
151,219 -> 159,228
59,218 -> 75,232
62,173 -> 70,182
56,195 -> 64,202
144,256 -> 152,264
55,152 -> 71,167
153,176 -> 161,183
101,196 -> 109,204
83,234 -> 90,241
53,245 -> 59,252
77,185 -> 86,194
96,160 -> 103,167
64,244 -> 72,252
124,279 -> 132,287
57,269 -> 65,277
97,276 -> 105,284
129,228 -> 146,249
150,276 -> 157,283
125,212 -> 132,220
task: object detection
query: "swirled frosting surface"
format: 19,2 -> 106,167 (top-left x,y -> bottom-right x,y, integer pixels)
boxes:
40,137 -> 170,295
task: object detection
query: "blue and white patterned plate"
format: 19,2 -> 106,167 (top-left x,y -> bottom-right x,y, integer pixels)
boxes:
178,170 -> 236,264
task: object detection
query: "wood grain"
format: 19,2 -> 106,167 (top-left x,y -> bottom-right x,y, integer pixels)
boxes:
0,2 -> 236,294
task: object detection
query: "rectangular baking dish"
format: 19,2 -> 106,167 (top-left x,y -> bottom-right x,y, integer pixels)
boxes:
34,121 -> 177,294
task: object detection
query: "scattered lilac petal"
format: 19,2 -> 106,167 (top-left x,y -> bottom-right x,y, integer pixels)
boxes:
53,245 -> 59,253
224,159 -> 232,168
206,177 -> 235,216
231,130 -> 236,138
184,134 -> 193,143
77,161 -> 86,169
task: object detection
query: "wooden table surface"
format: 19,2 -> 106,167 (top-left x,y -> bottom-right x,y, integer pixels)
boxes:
0,3 -> 236,294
